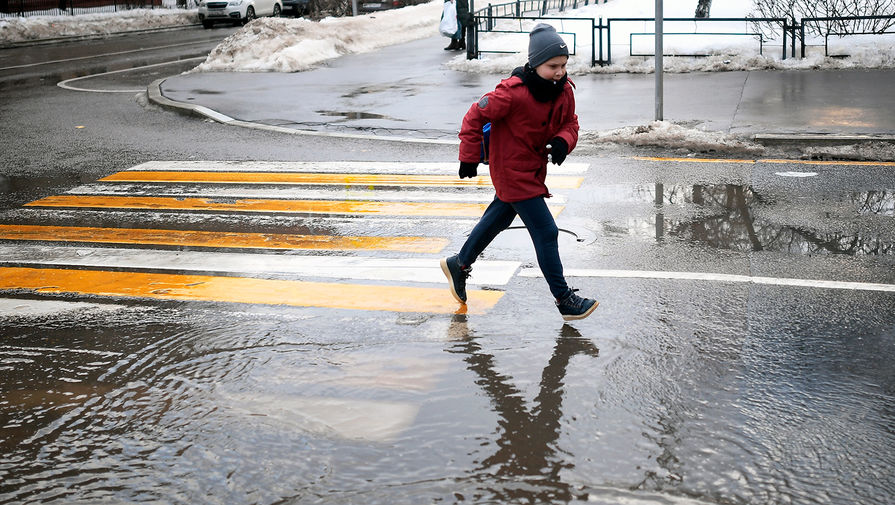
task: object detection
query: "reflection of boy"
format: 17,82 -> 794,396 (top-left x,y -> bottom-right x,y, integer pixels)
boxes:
441,24 -> 599,321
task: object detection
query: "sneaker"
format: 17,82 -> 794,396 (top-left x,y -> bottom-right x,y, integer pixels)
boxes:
555,289 -> 599,321
440,255 -> 472,304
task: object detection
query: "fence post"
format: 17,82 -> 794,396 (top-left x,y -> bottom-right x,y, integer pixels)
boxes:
467,0 -> 477,60
515,0 -> 519,17
487,4 -> 492,31
591,18 -> 596,66
800,20 -> 806,58
782,20 -> 788,60
606,19 -> 611,64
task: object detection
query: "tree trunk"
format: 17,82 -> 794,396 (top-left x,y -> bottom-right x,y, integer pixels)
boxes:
695,0 -> 711,18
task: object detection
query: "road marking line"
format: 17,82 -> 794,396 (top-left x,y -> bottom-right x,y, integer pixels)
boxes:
633,156 -> 756,164
0,224 -> 447,253
127,160 -> 592,175
1,42 -> 210,71
1,345 -> 123,357
0,245 -> 519,285
775,171 -> 818,177
0,267 -> 503,314
761,158 -> 895,167
67,183 -> 554,204
24,195 -> 564,218
56,57 -> 206,94
100,171 -> 585,189
634,156 -> 895,167
519,268 -> 895,293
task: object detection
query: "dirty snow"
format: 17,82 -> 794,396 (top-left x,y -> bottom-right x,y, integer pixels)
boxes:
0,8 -> 197,44
193,1 -> 443,72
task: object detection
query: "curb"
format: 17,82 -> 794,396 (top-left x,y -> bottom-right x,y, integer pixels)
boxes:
754,133 -> 895,146
147,78 -> 459,145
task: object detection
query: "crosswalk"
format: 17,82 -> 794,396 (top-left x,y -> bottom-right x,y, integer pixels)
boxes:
0,160 -> 589,315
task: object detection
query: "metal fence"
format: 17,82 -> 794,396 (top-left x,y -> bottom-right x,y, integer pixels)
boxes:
1,0 -> 178,17
468,1 -> 895,65
800,15 -> 895,57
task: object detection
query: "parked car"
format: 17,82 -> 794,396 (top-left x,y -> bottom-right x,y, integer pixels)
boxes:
198,0 -> 283,28
358,0 -> 427,14
281,0 -> 308,16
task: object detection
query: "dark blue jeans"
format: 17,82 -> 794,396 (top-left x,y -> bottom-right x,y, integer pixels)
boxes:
458,195 -> 570,299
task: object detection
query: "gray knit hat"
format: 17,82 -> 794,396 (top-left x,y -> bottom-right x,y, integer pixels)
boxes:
528,23 -> 569,68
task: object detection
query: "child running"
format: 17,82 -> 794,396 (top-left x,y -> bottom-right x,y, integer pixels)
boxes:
440,23 -> 598,321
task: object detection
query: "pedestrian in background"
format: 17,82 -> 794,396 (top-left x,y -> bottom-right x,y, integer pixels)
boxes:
444,0 -> 469,51
441,24 -> 599,321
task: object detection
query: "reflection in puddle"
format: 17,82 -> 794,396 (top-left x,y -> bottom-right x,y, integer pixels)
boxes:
611,184 -> 894,255
315,110 -> 404,122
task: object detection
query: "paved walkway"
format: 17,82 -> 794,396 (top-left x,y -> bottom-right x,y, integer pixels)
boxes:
156,35 -> 895,141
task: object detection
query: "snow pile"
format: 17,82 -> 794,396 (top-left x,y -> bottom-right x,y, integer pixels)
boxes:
582,121 -> 765,155
193,1 -> 442,72
0,9 -> 197,44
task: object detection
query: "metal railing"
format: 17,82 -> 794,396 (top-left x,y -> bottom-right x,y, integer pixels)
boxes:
468,3 -> 895,66
1,0 -> 173,17
800,15 -> 895,57
602,17 -> 788,63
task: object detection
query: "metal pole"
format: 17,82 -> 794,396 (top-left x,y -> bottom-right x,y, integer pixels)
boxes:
655,0 -> 663,121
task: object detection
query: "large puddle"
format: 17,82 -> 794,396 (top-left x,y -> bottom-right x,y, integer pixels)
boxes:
588,183 -> 895,256
2,281 -> 893,504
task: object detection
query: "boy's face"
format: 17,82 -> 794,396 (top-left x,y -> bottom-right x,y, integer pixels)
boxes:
535,55 -> 568,82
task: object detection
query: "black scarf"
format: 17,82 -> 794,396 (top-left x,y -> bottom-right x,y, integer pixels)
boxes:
511,64 -> 568,102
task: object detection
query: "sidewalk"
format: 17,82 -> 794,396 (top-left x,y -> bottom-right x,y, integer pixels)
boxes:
155,35 -> 895,142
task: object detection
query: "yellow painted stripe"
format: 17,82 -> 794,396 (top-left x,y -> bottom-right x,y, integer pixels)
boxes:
0,267 -> 502,315
0,224 -> 447,253
759,158 -> 895,167
634,156 -> 895,167
101,171 -> 585,189
633,156 -> 756,164
25,195 -> 564,218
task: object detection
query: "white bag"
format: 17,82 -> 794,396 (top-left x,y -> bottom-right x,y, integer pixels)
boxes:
440,0 -> 458,38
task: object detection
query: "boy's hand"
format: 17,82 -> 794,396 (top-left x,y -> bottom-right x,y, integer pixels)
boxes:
548,137 -> 568,165
459,161 -> 479,179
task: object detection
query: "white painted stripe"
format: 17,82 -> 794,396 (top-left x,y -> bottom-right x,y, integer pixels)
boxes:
1,41 -> 209,71
67,183 -> 569,204
194,105 -> 234,123
57,57 -> 206,93
9,209 -> 483,232
775,171 -> 818,177
0,245 -> 520,286
519,268 -> 895,293
0,298 -> 125,317
127,160 -> 591,175
1,345 -> 123,357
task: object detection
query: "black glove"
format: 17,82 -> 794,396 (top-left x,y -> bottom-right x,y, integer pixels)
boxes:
459,161 -> 479,179
548,137 -> 568,166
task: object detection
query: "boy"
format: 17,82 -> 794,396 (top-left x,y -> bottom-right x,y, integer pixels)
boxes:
440,23 -> 599,321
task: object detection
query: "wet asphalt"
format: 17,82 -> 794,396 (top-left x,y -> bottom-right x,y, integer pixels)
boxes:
1,29 -> 895,505
157,35 -> 895,139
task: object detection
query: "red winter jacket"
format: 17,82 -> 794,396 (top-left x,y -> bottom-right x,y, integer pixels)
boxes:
458,74 -> 578,203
